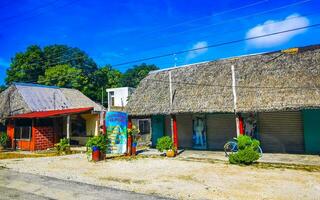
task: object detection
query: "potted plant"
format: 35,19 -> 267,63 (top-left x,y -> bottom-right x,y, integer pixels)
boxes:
0,132 -> 8,151
128,125 -> 140,156
156,136 -> 176,157
86,134 -> 107,162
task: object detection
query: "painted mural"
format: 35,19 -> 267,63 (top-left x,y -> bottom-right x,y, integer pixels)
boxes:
244,113 -> 258,139
192,116 -> 207,149
106,111 -> 128,154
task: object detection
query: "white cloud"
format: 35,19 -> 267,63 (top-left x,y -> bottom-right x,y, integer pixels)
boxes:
246,13 -> 309,48
187,41 -> 208,59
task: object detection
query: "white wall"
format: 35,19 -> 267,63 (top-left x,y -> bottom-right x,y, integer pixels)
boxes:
106,87 -> 135,108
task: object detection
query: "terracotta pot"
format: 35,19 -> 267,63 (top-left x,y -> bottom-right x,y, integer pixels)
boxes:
92,146 -> 100,162
166,149 -> 175,157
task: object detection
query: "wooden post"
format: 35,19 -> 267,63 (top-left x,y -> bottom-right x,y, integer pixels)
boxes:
172,115 -> 178,149
127,116 -> 132,155
66,115 -> 71,140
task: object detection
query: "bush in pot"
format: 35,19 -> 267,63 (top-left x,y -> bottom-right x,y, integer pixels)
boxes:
128,125 -> 140,155
86,134 -> 107,161
0,132 -> 8,151
156,136 -> 176,157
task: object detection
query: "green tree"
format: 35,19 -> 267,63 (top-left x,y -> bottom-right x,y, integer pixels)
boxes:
6,44 -> 98,85
38,64 -> 88,92
121,63 -> 159,87
43,45 -> 98,75
93,65 -> 123,105
6,45 -> 45,84
0,85 -> 6,93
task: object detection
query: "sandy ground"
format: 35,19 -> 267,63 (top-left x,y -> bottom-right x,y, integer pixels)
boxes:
1,153 -> 320,200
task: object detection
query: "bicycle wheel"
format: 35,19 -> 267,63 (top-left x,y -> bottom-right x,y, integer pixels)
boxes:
224,141 -> 238,157
257,146 -> 263,158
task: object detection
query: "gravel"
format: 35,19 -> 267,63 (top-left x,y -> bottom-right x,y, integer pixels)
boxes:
1,153 -> 320,200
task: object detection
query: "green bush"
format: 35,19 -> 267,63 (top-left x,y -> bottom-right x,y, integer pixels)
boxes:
0,132 -> 8,147
156,136 -> 173,152
229,135 -> 260,165
55,138 -> 70,154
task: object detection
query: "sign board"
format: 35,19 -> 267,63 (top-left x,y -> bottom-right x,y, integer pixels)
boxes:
106,111 -> 128,154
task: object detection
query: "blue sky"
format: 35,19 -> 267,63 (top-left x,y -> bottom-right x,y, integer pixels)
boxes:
0,0 -> 320,85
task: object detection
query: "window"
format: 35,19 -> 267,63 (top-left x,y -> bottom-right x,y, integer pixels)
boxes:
109,91 -> 115,106
14,119 -> 32,140
71,115 -> 87,137
138,119 -> 150,135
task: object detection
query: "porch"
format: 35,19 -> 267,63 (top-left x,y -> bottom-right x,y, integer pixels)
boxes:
6,107 -> 101,151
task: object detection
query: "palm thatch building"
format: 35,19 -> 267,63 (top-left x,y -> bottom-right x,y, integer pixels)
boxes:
127,45 -> 320,154
0,83 -> 105,150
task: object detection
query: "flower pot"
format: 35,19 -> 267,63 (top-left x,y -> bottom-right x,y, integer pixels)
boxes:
132,142 -> 137,156
92,146 -> 100,162
166,149 -> 176,157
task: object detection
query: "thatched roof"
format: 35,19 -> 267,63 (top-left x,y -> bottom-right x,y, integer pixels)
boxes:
127,45 -> 320,116
0,83 -> 104,118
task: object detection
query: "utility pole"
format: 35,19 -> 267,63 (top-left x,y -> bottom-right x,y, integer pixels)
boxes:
231,65 -> 240,136
101,87 -> 104,106
169,70 -> 178,148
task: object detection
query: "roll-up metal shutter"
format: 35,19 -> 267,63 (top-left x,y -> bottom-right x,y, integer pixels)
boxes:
207,114 -> 237,150
258,112 -> 304,153
176,115 -> 193,148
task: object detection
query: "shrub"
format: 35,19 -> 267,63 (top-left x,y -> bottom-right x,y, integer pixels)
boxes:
55,138 -> 70,154
0,132 -> 8,147
86,134 -> 108,153
229,135 -> 260,165
156,136 -> 173,152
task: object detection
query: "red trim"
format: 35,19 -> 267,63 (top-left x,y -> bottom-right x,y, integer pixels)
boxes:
10,107 -> 93,119
172,115 -> 178,149
127,117 -> 132,155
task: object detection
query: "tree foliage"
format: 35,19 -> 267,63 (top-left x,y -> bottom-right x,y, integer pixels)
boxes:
38,64 -> 88,90
5,44 -> 159,103
6,45 -> 45,84
121,63 -> 159,87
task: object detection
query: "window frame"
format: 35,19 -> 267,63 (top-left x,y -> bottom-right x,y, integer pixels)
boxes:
138,119 -> 150,135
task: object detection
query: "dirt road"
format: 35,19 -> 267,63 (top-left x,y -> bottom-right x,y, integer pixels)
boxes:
0,169 -> 170,200
1,154 -> 320,200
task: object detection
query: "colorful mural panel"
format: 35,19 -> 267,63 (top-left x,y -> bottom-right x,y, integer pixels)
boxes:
192,115 -> 207,149
106,111 -> 128,154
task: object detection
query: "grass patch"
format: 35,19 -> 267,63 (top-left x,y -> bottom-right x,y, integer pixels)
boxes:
176,175 -> 203,183
179,156 -> 320,172
252,162 -> 320,172
109,154 -> 163,161
0,150 -> 80,160
99,176 -> 147,184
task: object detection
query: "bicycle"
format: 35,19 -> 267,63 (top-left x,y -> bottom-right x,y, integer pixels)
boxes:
223,137 -> 263,158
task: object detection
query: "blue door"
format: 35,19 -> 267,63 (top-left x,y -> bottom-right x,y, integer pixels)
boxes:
151,115 -> 165,147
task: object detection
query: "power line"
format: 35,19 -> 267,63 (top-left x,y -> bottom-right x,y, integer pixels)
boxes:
0,0 -> 79,29
118,12 -> 318,60
112,23 -> 320,67
137,0 -> 269,38
126,0 -> 313,45
0,0 -> 62,23
145,78 -> 320,90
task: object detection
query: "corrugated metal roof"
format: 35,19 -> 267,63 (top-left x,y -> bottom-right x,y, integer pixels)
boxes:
13,83 -> 104,112
15,83 -> 70,111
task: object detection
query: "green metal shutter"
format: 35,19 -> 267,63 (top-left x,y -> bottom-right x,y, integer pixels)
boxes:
176,114 -> 193,148
206,114 -> 237,150
258,111 -> 304,153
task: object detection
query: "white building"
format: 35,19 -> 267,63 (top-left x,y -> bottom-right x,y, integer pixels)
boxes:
106,87 -> 135,110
